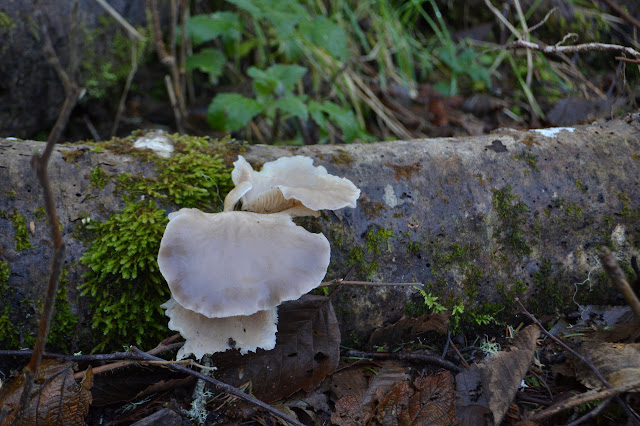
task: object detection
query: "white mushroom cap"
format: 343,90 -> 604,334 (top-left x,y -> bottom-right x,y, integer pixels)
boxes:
224,155 -> 360,215
161,298 -> 278,359
158,208 -> 330,318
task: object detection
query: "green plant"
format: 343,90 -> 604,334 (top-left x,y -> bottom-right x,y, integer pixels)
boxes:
79,201 -> 170,352
417,288 -> 447,314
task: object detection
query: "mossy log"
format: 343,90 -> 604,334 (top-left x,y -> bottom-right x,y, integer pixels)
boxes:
1,116 -> 640,352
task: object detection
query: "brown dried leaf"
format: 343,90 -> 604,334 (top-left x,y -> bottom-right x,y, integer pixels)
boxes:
574,341 -> 640,390
0,359 -> 93,425
368,312 -> 450,348
403,372 -> 455,425
332,394 -> 372,426
375,380 -> 413,425
455,324 -> 540,425
361,362 -> 410,408
212,295 -> 340,403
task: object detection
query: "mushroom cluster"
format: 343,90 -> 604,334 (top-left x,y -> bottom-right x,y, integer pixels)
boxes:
158,155 -> 360,359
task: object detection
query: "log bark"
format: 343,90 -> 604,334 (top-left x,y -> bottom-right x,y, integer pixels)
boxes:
1,115 -> 640,350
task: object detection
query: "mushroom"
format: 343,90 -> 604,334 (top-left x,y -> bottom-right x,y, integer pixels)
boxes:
224,155 -> 360,216
158,208 -> 330,318
161,298 -> 277,359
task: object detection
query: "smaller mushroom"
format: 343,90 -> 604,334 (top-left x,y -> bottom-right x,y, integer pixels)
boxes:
224,155 -> 360,216
162,298 -> 277,359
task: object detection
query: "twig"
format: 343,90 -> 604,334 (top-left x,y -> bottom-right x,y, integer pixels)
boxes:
602,0 -> 640,32
111,36 -> 139,137
165,75 -> 185,134
528,380 -> 640,422
94,0 -> 145,41
505,39 -> 640,59
148,0 -> 187,131
345,350 -> 462,373
599,248 -> 640,320
513,0 -> 533,87
528,7 -> 557,33
566,397 -> 613,426
319,279 -> 423,287
12,4 -> 84,422
517,299 -> 640,424
130,347 -> 304,426
448,336 -> 470,369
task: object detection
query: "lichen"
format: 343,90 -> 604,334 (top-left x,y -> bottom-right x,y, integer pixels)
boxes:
10,210 -> 33,251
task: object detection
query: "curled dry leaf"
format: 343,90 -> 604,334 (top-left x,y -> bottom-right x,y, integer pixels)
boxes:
0,359 -> 93,425
211,295 -> 340,403
573,341 -> 640,390
455,324 -> 540,425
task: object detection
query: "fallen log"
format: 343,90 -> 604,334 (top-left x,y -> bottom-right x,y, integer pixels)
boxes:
1,115 -> 639,352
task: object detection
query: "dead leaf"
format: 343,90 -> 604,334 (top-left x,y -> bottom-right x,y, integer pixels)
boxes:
574,341 -> 640,390
331,394 -> 372,426
368,312 -> 450,349
0,359 -> 93,425
455,324 -> 540,425
361,362 -> 410,408
375,380 -> 413,424
212,295 -> 340,403
403,372 -> 455,425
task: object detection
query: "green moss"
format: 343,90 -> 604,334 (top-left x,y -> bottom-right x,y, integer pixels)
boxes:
492,186 -> 531,258
0,260 -> 9,286
576,179 -> 587,193
11,210 -> 33,251
513,153 -> 539,172
365,226 -> 394,255
79,201 -> 170,352
360,197 -> 387,219
0,260 -> 19,348
89,166 -> 109,189
529,259 -> 564,315
565,202 -> 583,221
4,190 -> 16,197
61,149 -> 85,163
47,267 -> 78,352
330,149 -> 355,167
34,207 -> 47,221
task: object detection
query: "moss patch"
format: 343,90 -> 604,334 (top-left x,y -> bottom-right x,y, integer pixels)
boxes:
513,153 -> 540,172
89,166 -> 109,189
47,267 -> 79,352
11,210 -> 33,251
386,162 -> 423,181
492,186 -> 531,258
79,201 -> 170,352
330,149 -> 355,167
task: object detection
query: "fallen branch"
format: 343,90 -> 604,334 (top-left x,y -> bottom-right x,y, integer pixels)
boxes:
129,347 -> 304,426
517,300 -> 639,423
505,39 -> 640,59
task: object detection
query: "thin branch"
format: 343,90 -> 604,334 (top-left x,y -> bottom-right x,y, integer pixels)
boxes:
602,0 -> 640,32
130,347 -> 304,426
15,4 -> 83,421
517,300 -> 640,424
165,74 -> 185,133
483,0 -> 522,38
111,36 -> 139,137
599,248 -> 640,320
505,39 -> 640,59
94,0 -> 145,41
319,279 -> 423,287
345,350 -> 462,373
566,397 -> 613,426
528,381 -> 640,422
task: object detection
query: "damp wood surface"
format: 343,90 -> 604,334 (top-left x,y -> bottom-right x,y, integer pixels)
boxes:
1,115 -> 639,349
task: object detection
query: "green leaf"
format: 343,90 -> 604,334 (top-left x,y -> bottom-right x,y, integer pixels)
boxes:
248,64 -> 307,97
300,16 -> 348,61
186,12 -> 242,45
186,48 -> 227,83
273,94 -> 308,120
308,100 -> 326,129
319,101 -> 363,143
208,93 -> 264,132
226,0 -> 262,16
